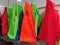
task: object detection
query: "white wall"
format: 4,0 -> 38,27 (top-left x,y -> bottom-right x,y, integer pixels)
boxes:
0,0 -> 60,14
0,0 -> 60,7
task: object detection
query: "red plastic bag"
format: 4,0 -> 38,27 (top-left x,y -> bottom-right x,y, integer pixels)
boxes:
2,7 -> 8,36
20,2 -> 37,44
59,15 -> 60,33
38,0 -> 59,45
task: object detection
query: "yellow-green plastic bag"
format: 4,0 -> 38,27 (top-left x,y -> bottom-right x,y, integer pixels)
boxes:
58,40 -> 60,45
32,3 -> 42,37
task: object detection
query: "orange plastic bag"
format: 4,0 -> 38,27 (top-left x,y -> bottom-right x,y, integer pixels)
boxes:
20,2 -> 37,44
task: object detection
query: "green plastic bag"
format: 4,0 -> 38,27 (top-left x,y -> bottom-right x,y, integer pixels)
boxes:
32,3 -> 42,37
8,4 -> 23,40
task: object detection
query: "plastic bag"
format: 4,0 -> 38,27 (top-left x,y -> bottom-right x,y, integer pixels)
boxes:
58,12 -> 60,45
32,3 -> 42,37
2,7 -> 8,36
0,13 -> 2,35
15,11 -> 23,40
38,0 -> 59,45
8,4 -> 22,40
20,2 -> 37,44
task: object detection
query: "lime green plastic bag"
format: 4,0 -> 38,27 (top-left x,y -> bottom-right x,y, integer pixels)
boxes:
32,3 -> 42,37
8,4 -> 23,40
8,8 -> 13,27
